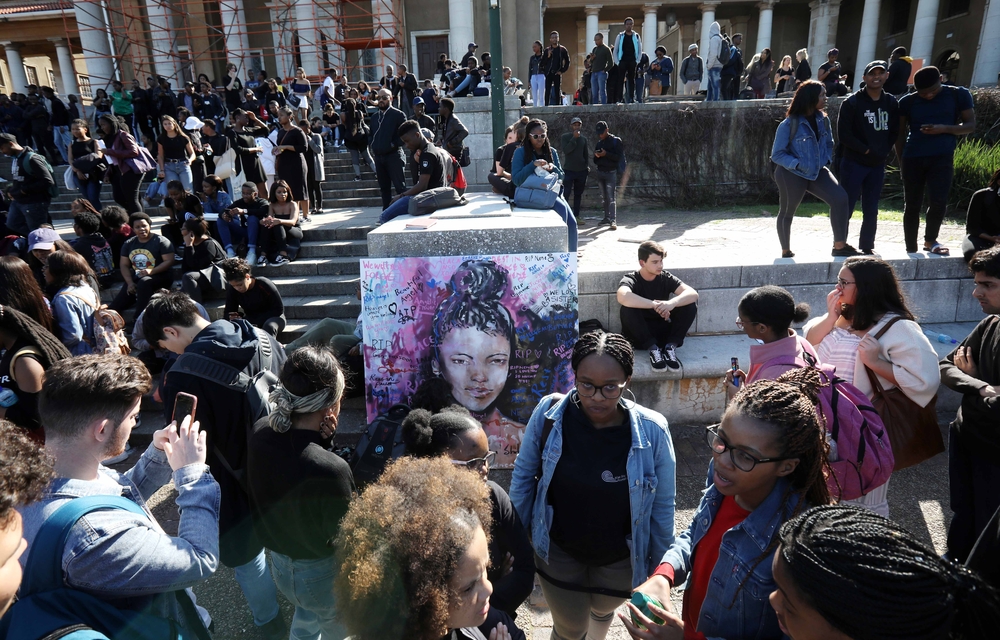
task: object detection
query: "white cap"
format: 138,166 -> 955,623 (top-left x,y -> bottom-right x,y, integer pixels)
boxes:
183,116 -> 206,130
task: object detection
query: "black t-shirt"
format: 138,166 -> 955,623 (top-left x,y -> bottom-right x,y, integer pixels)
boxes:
619,269 -> 683,303
225,276 -> 284,325
120,234 -> 173,273
795,60 -> 811,82
547,400 -> 632,566
322,113 -> 340,127
417,143 -> 447,189
621,33 -> 636,63
247,418 -> 356,559
819,61 -> 841,87
487,481 -> 535,616
0,337 -> 43,431
72,232 -> 115,279
158,133 -> 189,160
181,237 -> 226,273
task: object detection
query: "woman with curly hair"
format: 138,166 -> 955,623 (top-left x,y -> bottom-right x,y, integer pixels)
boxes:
626,368 -> 832,640
334,456 -> 523,640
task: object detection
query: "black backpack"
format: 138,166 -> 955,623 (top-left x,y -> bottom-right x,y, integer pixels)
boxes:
349,403 -> 410,487
716,34 -> 732,66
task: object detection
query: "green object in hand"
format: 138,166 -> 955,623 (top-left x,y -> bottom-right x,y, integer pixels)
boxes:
630,592 -> 665,628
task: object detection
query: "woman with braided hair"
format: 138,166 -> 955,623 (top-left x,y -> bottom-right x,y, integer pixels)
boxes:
770,504 -> 1000,639
246,344 -> 355,639
0,304 -> 71,435
510,331 -> 676,640
626,367 -> 831,640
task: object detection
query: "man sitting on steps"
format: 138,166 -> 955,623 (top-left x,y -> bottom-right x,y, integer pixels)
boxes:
617,240 -> 699,370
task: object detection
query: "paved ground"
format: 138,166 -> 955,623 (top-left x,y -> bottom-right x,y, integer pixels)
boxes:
121,204 -> 965,639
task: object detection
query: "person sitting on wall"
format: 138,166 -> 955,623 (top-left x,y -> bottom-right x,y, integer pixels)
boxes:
378,120 -> 454,225
616,240 -> 699,371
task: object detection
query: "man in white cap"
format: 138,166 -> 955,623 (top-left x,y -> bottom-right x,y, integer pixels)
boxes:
680,44 -> 704,96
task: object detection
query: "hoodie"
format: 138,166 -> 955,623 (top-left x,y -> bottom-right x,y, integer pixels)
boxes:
884,56 -> 913,95
163,318 -> 285,566
706,22 -> 724,70
837,87 -> 900,166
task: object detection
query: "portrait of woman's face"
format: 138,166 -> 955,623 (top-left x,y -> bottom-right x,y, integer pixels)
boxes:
433,326 -> 511,413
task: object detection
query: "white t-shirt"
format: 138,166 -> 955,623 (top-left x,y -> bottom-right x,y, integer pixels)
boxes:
321,77 -> 336,100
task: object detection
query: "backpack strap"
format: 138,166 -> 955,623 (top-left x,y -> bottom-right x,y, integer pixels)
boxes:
172,352 -> 251,392
21,496 -> 145,596
57,290 -> 100,312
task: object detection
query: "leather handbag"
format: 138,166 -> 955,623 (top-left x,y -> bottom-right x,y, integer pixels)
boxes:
863,316 -> 944,470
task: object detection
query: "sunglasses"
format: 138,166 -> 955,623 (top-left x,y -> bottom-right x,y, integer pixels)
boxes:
451,451 -> 497,473
530,133 -> 547,140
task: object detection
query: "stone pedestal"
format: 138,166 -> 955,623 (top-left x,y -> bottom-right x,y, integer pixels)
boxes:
448,95 -> 523,187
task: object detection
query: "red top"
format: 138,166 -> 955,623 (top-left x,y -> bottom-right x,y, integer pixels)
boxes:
654,496 -> 750,640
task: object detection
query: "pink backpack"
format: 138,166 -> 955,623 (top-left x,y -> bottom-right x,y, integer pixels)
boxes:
765,353 -> 894,501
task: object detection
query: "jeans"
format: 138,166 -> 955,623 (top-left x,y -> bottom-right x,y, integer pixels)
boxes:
164,159 -> 193,192
217,216 -> 260,252
563,170 -> 588,218
553,195 -> 578,252
545,73 -> 562,106
839,158 -> 886,252
111,166 -> 144,214
774,165 -> 850,251
531,74 -> 546,106
621,302 -> 698,350
594,170 -> 617,222
706,67 -> 722,101
902,153 -> 953,251
634,75 -> 645,104
53,125 -> 72,163
6,200 -> 50,235
270,551 -> 346,640
349,147 -> 375,178
285,317 -> 360,357
591,71 -> 608,105
379,195 -> 411,224
948,423 -> 1000,563
373,150 -> 406,209
79,179 -> 103,211
233,549 -> 281,627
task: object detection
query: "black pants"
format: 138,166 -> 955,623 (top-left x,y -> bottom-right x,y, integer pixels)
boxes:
374,150 -> 406,209
620,302 -> 698,350
619,60 -> 637,103
111,166 -> 144,214
307,173 -> 323,211
247,312 -> 287,337
180,270 -> 224,304
161,220 -> 184,249
902,153 -> 953,251
545,73 -> 562,106
110,270 -> 173,317
487,172 -> 515,199
948,423 -> 1000,562
721,75 -> 739,100
563,170 -> 588,218
260,224 -> 304,259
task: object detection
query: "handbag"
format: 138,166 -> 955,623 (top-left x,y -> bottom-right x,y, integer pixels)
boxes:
407,187 -> 465,216
287,93 -> 303,109
459,146 -> 471,168
63,166 -> 79,191
514,171 -> 562,210
863,316 -> 944,470
649,79 -> 663,95
214,148 -> 237,179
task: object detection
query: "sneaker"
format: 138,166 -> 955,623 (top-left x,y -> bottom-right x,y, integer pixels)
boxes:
598,217 -> 612,227
831,244 -> 861,257
246,249 -> 257,266
226,247 -> 237,258
649,346 -> 667,370
259,613 -> 288,640
862,248 -> 877,256
173,253 -> 183,262
256,255 -> 268,268
353,176 -> 362,182
271,255 -> 289,267
610,221 -> 618,230
102,442 -> 132,465
662,344 -> 681,370
575,217 -> 586,227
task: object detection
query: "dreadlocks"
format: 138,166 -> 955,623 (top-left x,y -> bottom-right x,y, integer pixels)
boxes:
0,304 -> 71,369
779,504 -> 1000,639
571,331 -> 634,378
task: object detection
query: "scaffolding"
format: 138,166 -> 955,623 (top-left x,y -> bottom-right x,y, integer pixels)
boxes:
61,0 -> 406,95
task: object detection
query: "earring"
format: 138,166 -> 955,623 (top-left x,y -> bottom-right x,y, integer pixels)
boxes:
570,389 -> 582,408
619,388 -> 637,411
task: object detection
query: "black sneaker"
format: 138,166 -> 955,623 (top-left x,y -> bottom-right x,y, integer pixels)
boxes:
662,345 -> 681,370
259,613 -> 288,640
649,346 -> 667,370
862,248 -> 877,255
831,244 -> 861,257
598,217 -> 613,227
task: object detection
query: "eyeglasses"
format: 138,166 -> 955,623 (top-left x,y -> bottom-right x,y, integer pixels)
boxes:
451,451 -> 496,473
837,278 -> 855,287
530,133 -> 547,140
735,317 -> 744,330
705,424 -> 792,472
576,381 -> 627,400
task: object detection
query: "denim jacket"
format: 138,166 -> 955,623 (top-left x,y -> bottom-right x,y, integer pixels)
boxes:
660,469 -> 800,640
52,284 -> 98,356
509,393 -> 676,588
18,444 -> 221,631
770,114 -> 834,181
511,146 -> 565,187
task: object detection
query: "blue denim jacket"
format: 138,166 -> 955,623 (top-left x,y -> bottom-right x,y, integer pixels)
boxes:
509,393 -> 676,588
660,468 -> 800,640
18,444 -> 221,631
770,115 -> 834,181
511,146 -> 565,186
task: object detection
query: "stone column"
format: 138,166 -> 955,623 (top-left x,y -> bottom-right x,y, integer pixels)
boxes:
71,3 -> 116,92
852,0 -> 881,89
294,0 -> 320,76
698,3 -> 719,90
449,0 -> 475,62
219,0 -> 251,71
909,0 -> 940,67
808,0 -> 841,73
972,0 -> 1000,85
48,37 -> 79,96
643,4 -> 660,55
266,2 -> 295,79
756,1 -> 775,52
0,42 -> 28,93
585,5 -> 602,49
143,0 -> 179,81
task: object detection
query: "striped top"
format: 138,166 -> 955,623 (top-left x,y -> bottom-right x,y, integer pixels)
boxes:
816,326 -> 862,385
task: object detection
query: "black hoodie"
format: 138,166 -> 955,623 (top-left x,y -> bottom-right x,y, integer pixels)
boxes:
837,88 -> 899,167
162,318 -> 285,566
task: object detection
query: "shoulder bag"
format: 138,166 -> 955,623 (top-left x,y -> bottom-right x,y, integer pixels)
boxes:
513,170 -> 562,210
864,316 -> 944,470
408,186 -> 465,216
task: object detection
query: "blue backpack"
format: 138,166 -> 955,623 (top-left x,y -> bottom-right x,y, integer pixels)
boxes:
0,496 -> 211,640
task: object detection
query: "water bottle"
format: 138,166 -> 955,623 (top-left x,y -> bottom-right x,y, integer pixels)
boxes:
0,387 -> 18,408
923,328 -> 958,344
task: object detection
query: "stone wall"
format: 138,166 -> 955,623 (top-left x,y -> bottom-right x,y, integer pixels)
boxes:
449,95 -> 524,188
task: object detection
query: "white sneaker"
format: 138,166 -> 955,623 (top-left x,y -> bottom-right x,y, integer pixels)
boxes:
246,250 -> 257,266
102,442 -> 133,465
226,247 -> 237,258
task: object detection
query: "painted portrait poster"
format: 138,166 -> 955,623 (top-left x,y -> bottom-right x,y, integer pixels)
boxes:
361,253 -> 578,468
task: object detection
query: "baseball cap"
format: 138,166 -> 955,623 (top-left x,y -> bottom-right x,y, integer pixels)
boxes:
570,116 -> 582,124
688,44 -> 698,51
596,121 -> 608,134
28,227 -> 60,251
828,48 -> 840,57
469,42 -> 478,48
412,96 -> 425,106
864,60 -> 888,75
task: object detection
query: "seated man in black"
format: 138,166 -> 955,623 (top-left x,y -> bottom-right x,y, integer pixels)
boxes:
616,240 -> 699,370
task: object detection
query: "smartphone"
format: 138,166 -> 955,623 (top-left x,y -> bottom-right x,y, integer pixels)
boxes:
731,357 -> 741,388
172,392 -> 198,424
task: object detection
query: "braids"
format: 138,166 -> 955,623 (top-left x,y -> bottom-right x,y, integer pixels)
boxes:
0,304 -> 71,369
571,331 -> 634,378
779,505 -> 1000,640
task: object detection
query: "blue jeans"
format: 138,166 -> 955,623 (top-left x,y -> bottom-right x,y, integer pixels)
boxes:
591,71 -> 608,105
53,126 -> 72,163
379,195 -> 412,224
553,195 -> 578,251
79,180 -> 103,211
164,159 -> 193,192
839,157 -> 886,251
635,75 -> 645,103
217,215 -> 260,252
595,170 -> 617,222
232,549 -> 280,627
270,551 -> 346,640
706,67 -> 722,101
6,200 -> 49,236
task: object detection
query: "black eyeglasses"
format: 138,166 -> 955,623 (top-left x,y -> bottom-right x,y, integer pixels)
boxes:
837,278 -> 855,287
705,424 -> 792,472
576,381 -> 627,400
451,451 -> 496,473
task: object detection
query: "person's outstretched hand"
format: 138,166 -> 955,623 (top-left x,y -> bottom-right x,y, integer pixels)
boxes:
162,415 -> 208,470
619,601 -> 684,640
